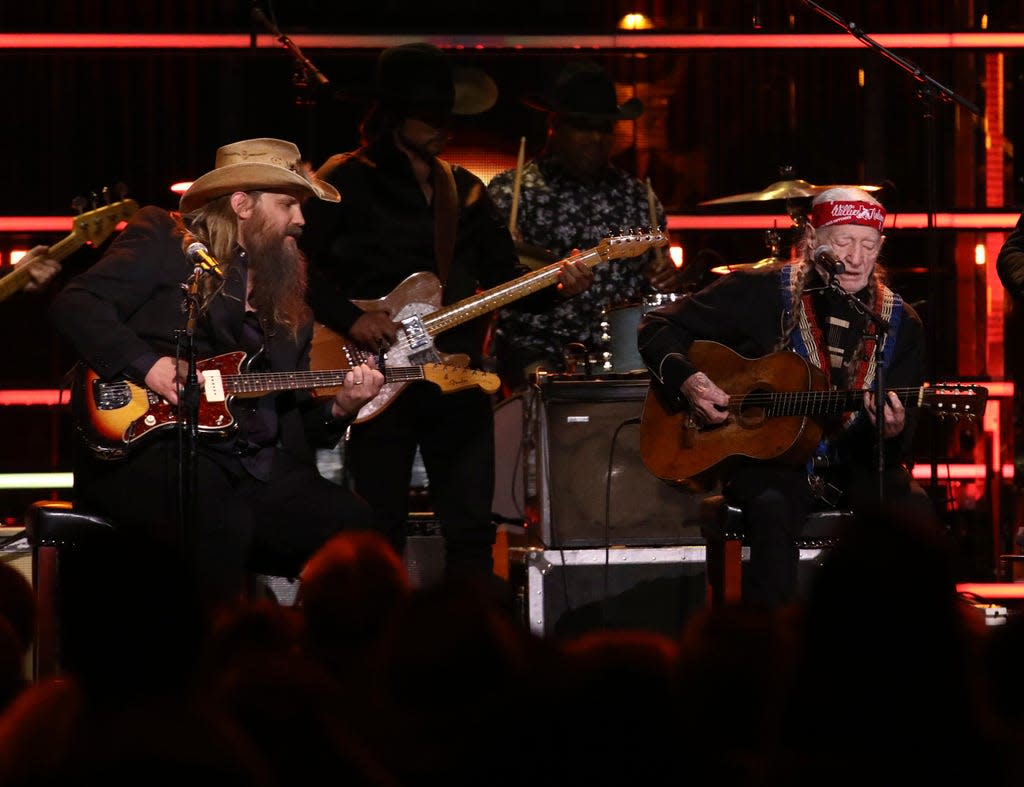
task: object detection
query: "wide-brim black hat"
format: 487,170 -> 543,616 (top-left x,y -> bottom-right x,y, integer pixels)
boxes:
523,58 -> 644,121
335,42 -> 497,116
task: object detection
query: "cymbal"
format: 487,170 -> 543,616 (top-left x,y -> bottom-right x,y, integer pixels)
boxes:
710,257 -> 784,276
699,179 -> 881,206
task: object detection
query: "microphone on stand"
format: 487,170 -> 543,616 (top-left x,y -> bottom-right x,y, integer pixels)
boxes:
186,241 -> 225,278
812,245 -> 845,281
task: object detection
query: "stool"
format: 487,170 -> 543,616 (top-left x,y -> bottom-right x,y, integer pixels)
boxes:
699,494 -> 847,605
23,500 -> 116,680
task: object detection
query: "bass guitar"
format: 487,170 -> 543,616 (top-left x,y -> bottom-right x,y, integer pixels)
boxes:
310,230 -> 668,423
75,351 -> 501,458
0,193 -> 139,303
639,340 -> 989,485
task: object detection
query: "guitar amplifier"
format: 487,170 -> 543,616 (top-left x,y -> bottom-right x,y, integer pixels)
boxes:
527,375 -> 711,548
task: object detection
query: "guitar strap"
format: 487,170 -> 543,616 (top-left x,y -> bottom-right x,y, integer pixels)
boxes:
779,263 -> 905,492
433,158 -> 459,286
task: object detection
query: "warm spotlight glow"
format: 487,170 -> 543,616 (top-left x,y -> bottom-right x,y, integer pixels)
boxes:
975,243 -> 987,265
857,68 -> 865,87
10,249 -> 28,265
618,13 -> 654,31
981,14 -> 989,30
670,245 -> 684,268
170,181 -> 192,195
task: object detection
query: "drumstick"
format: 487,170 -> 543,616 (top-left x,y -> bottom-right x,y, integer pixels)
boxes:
646,177 -> 667,269
509,136 -> 526,234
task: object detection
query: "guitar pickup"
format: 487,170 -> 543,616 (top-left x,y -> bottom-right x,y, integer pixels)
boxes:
203,370 -> 226,403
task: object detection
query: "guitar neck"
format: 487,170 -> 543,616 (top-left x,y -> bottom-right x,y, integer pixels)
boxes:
0,231 -> 84,303
756,386 -> 923,417
223,366 -> 426,396
421,246 -> 606,335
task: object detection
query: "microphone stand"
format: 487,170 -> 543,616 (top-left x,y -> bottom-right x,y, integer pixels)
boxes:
801,0 -> 982,509
251,6 -> 329,155
821,268 -> 890,504
177,266 -> 206,582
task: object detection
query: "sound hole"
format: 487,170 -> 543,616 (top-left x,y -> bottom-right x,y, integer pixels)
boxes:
736,386 -> 768,427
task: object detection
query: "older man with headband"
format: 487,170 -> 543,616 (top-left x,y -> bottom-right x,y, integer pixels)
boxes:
638,187 -> 932,608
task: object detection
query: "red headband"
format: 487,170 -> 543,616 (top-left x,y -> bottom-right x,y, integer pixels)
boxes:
809,200 -> 886,233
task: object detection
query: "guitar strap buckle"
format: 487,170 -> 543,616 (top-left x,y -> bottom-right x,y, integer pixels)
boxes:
807,473 -> 842,507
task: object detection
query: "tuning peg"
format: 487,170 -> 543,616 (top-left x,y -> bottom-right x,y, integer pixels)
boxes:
71,196 -> 88,214
101,185 -> 112,205
89,191 -> 101,209
114,182 -> 129,200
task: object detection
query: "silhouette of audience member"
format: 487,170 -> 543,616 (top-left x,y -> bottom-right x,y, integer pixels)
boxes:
553,628 -> 682,786
673,603 -> 801,786
297,529 -> 411,679
370,574 -> 556,787
771,501 -> 1017,786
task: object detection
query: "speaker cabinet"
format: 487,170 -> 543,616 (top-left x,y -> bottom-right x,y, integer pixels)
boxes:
531,377 -> 711,548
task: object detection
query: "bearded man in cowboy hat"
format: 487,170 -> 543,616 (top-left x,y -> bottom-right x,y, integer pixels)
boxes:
301,43 -> 593,593
487,57 -> 686,390
49,137 -> 385,612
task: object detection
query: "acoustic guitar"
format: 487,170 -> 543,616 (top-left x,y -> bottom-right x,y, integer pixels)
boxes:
639,340 -> 989,485
310,230 -> 669,423
0,195 -> 139,303
75,351 -> 500,458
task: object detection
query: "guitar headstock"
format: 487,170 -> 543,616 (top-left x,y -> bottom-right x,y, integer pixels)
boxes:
70,186 -> 140,247
922,383 -> 989,420
599,228 -> 669,260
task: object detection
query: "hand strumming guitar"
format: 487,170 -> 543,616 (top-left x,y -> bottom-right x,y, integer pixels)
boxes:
681,371 -> 729,425
349,311 -> 398,351
144,357 -> 205,406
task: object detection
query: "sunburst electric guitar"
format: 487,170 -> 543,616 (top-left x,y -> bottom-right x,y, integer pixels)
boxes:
76,351 -> 500,458
639,340 -> 989,485
0,195 -> 139,303
310,230 -> 669,423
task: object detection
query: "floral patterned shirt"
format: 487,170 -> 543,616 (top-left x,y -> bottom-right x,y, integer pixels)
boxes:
486,155 -> 666,373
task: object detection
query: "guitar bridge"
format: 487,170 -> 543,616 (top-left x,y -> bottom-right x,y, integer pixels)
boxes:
92,380 -> 134,411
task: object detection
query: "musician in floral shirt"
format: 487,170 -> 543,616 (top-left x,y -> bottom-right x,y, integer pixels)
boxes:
487,58 -> 684,390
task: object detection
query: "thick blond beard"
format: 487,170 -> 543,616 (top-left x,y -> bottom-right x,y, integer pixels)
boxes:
242,200 -> 310,339
179,194 -> 310,339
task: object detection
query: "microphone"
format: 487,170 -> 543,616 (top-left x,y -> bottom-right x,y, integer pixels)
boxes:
186,242 -> 225,278
812,245 -> 845,280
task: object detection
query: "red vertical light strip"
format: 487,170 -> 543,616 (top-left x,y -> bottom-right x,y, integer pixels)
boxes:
984,52 -> 1008,566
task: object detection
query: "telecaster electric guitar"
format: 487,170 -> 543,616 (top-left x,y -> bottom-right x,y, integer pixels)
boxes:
310,230 -> 669,423
0,194 -> 139,303
76,351 -> 500,458
639,340 -> 988,485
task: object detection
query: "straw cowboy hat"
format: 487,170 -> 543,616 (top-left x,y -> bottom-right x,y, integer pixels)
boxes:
334,42 -> 497,117
523,59 -> 644,121
179,137 -> 340,213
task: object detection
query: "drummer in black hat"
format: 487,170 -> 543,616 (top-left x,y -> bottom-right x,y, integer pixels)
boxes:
487,58 -> 686,391
300,43 -> 592,595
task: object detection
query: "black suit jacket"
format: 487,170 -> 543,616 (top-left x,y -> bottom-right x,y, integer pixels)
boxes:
49,205 -> 343,464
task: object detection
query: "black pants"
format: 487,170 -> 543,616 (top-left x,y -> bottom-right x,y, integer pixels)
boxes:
346,383 -> 497,577
72,437 -> 374,607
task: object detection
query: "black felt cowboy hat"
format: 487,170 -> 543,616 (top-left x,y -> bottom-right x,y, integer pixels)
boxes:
335,42 -> 497,116
523,59 -> 644,121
